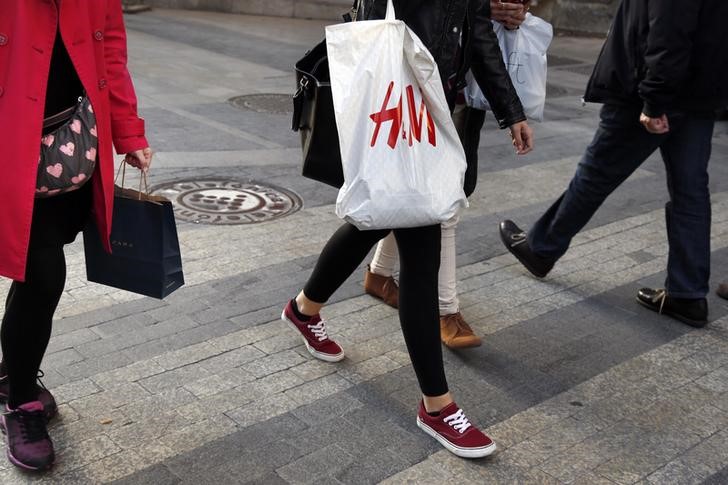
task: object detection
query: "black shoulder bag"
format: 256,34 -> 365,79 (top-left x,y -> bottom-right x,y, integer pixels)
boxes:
291,1 -> 362,188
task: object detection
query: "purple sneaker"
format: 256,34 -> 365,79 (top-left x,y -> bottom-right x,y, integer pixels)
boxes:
1,401 -> 55,471
0,372 -> 58,421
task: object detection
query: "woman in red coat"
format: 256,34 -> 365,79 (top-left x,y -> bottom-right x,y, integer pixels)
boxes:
0,0 -> 151,471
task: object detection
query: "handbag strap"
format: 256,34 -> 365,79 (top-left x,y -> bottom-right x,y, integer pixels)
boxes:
42,96 -> 85,130
42,105 -> 75,130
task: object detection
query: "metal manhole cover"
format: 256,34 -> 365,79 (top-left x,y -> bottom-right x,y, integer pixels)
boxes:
229,94 -> 293,114
151,179 -> 302,225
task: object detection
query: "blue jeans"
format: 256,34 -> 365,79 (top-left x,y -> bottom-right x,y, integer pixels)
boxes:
528,104 -> 714,298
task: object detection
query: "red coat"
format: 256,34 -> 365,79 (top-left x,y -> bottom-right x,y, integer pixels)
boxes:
0,0 -> 148,281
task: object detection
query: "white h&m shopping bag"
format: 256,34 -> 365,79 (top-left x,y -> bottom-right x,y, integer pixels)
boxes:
326,0 -> 467,230
465,13 -> 553,121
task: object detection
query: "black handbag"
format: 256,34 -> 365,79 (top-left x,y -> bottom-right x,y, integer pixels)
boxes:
292,40 -> 344,189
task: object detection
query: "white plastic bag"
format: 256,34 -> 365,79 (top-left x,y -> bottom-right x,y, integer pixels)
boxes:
326,0 -> 467,230
465,13 -> 553,121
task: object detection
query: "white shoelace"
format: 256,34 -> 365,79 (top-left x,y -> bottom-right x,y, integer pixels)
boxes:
443,408 -> 472,433
307,321 -> 329,342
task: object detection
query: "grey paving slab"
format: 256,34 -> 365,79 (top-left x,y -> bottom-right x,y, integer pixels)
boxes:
113,252 -> 728,482
124,12 -> 312,73
111,465 -> 181,485
702,466 -> 728,485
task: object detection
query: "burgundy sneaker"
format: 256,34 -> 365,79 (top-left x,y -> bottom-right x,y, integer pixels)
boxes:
416,401 -> 496,458
1,401 -> 55,471
281,300 -> 344,362
0,372 -> 58,421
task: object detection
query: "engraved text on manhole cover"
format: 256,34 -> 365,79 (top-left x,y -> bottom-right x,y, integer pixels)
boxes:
229,94 -> 293,114
151,179 -> 302,225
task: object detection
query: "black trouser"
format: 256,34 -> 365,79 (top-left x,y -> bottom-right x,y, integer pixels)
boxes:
528,105 -> 714,298
304,223 -> 447,396
1,183 -> 91,407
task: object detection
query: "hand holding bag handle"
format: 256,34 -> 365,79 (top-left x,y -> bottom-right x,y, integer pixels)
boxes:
115,159 -> 150,200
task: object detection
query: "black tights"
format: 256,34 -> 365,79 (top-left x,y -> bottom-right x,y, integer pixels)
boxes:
1,184 -> 90,408
2,247 -> 66,407
304,223 -> 447,396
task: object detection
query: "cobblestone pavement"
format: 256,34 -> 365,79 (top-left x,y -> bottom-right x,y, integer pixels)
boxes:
2,8 -> 728,484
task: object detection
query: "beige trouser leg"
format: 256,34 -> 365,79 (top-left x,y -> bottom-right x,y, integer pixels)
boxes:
369,232 -> 398,278
438,214 -> 460,315
369,216 -> 460,316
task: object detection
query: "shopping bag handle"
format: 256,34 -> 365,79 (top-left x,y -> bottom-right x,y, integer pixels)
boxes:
347,0 -> 362,21
114,160 -> 150,200
385,0 -> 395,20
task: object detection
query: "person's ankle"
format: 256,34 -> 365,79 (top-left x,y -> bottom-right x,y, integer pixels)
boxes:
294,293 -> 322,318
290,298 -> 313,322
423,392 -> 454,414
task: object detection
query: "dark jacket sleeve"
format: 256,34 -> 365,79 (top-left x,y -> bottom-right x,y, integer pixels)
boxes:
639,0 -> 702,117
468,0 -> 526,128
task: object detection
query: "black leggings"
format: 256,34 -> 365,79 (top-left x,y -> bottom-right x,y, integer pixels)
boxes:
1,184 -> 91,407
304,223 -> 447,396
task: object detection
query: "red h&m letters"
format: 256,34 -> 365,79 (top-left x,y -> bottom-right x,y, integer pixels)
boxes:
369,81 -> 437,149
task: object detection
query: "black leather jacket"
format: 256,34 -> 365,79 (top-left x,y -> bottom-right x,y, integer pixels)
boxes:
361,0 -> 526,128
584,0 -> 728,116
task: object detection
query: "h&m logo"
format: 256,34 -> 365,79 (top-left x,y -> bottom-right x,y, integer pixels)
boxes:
369,81 -> 436,149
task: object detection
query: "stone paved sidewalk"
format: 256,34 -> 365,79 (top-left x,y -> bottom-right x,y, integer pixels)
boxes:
1,8 -> 728,485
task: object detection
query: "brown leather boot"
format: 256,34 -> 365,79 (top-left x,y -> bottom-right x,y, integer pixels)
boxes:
363,266 -> 399,309
440,312 -> 482,349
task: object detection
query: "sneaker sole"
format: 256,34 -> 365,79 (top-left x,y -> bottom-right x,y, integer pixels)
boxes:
281,311 -> 345,363
416,416 -> 496,459
0,418 -> 54,471
6,449 -> 54,472
635,297 -> 708,328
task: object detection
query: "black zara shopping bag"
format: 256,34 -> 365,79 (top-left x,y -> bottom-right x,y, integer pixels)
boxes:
83,184 -> 184,299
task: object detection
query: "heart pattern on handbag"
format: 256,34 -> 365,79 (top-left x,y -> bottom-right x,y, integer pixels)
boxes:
46,163 -> 63,178
59,142 -> 75,157
36,97 -> 98,198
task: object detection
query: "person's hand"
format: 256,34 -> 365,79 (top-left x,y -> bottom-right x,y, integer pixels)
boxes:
124,147 -> 153,172
502,11 -> 526,30
509,120 -> 534,155
639,113 -> 670,134
490,1 -> 525,25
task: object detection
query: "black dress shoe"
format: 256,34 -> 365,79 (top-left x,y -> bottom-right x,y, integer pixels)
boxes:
716,282 -> 728,301
636,288 -> 708,328
499,220 -> 555,278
